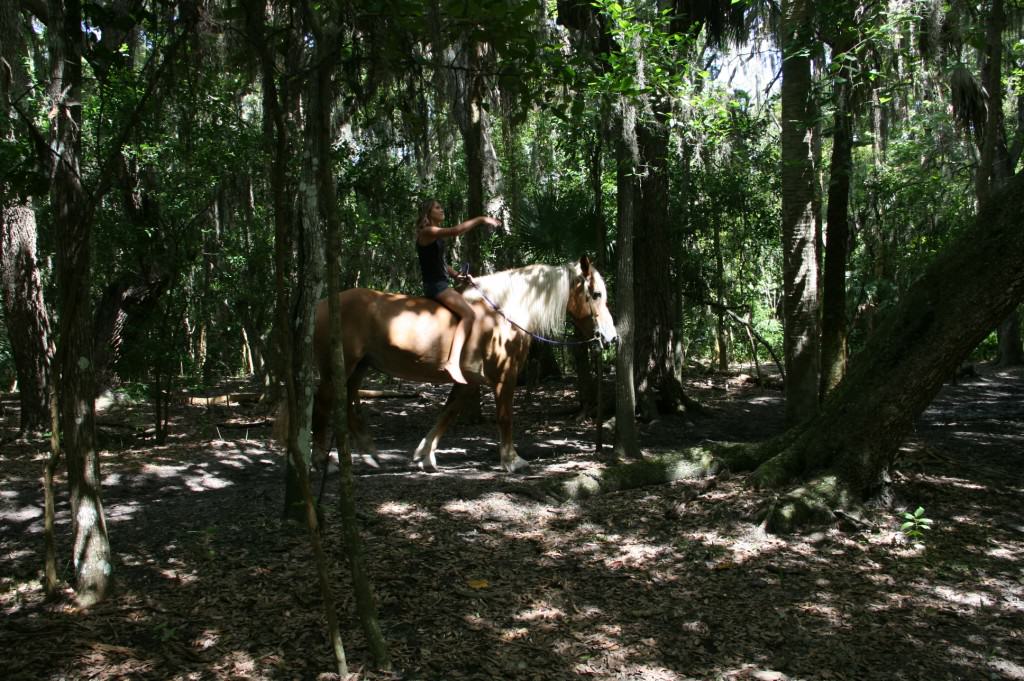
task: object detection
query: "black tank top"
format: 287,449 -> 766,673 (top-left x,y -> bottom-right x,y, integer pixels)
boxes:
417,237 -> 447,288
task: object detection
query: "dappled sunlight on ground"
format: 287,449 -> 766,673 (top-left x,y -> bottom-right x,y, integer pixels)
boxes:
2,369 -> 1023,679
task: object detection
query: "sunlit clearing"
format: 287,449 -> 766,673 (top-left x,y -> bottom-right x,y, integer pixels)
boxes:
186,474 -> 233,492
79,642 -> 154,676
4,548 -> 33,563
915,473 -> 988,491
500,626 -> 530,641
376,501 -> 432,521
932,584 -> 994,608
946,645 -> 1024,681
193,629 -> 220,651
143,463 -> 189,478
602,541 -> 672,570
158,567 -> 199,585
215,650 -> 267,679
443,492 -> 549,526
797,597 -> 848,627
107,500 -> 142,522
514,601 -> 566,622
0,504 -> 41,524
988,656 -> 1024,680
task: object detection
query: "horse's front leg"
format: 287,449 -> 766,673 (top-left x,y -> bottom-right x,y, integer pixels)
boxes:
495,379 -> 529,473
413,384 -> 471,472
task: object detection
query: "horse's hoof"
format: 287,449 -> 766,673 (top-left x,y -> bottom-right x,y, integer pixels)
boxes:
414,455 -> 438,472
504,456 -> 530,473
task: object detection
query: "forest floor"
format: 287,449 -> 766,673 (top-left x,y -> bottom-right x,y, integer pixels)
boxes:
2,365 -> 1024,681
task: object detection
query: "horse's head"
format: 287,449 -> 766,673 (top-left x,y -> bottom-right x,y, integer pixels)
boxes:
568,255 -> 618,347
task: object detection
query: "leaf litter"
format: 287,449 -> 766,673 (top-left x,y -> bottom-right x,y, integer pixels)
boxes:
1,369 -> 1023,680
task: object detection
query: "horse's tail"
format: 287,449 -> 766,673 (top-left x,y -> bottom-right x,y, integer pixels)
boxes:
272,400 -> 289,447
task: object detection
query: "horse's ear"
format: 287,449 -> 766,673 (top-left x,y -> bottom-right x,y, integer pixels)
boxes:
579,255 -> 591,276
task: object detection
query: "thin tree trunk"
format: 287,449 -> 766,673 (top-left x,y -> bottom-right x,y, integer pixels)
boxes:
614,95 -> 640,459
282,97 -> 325,521
310,13 -> 390,668
43,386 -> 62,597
820,39 -> 855,398
996,309 -> 1023,366
714,220 -> 728,372
49,0 -> 112,607
780,0 -> 821,425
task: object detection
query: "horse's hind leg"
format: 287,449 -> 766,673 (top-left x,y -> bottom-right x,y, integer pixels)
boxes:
413,384 -> 471,472
311,379 -> 334,472
495,379 -> 529,473
346,361 -> 380,466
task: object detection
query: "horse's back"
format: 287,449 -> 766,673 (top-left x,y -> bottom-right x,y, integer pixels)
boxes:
314,288 -> 461,380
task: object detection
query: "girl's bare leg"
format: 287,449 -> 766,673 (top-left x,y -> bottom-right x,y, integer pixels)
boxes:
435,289 -> 475,384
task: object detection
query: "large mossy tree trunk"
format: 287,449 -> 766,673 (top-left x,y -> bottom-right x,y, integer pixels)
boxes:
0,1 -> 52,434
751,172 -> 1024,533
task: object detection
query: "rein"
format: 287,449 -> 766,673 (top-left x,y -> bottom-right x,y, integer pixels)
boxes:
463,275 -> 603,348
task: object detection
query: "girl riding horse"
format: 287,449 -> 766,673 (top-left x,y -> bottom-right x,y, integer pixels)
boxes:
414,199 -> 501,384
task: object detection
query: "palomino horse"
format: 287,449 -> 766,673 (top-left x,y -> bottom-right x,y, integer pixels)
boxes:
309,256 -> 617,473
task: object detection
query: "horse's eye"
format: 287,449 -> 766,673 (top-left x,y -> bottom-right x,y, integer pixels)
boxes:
591,289 -> 602,300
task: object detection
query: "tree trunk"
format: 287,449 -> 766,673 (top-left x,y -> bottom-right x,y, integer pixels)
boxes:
996,309 -> 1023,366
752,173 -> 1024,532
634,109 -> 688,416
310,15 -> 390,668
0,1 -> 52,434
819,38 -> 855,398
1,201 -> 53,433
975,0 -> 1021,367
613,95 -> 640,459
713,219 -> 728,372
780,0 -> 821,425
49,0 -> 112,607
282,94 -> 326,521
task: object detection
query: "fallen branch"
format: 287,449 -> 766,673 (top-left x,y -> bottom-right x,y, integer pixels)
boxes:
357,389 -> 421,399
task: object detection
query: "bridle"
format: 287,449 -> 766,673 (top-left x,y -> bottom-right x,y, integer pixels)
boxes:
463,273 -> 609,349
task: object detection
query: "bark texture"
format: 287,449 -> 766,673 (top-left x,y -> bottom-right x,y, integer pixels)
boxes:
634,110 -> 688,416
49,0 -> 112,606
1,201 -> 53,432
613,96 -> 640,459
1,1 -> 53,433
780,0 -> 821,425
754,173 -> 1024,530
819,37 -> 854,398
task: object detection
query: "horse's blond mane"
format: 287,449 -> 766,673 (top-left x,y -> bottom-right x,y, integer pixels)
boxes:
463,262 -> 579,336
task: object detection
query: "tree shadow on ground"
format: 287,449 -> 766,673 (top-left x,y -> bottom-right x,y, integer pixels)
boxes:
1,368 -> 1022,680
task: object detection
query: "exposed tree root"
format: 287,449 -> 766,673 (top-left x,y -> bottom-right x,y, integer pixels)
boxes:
550,442 -> 768,501
759,474 -> 855,535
